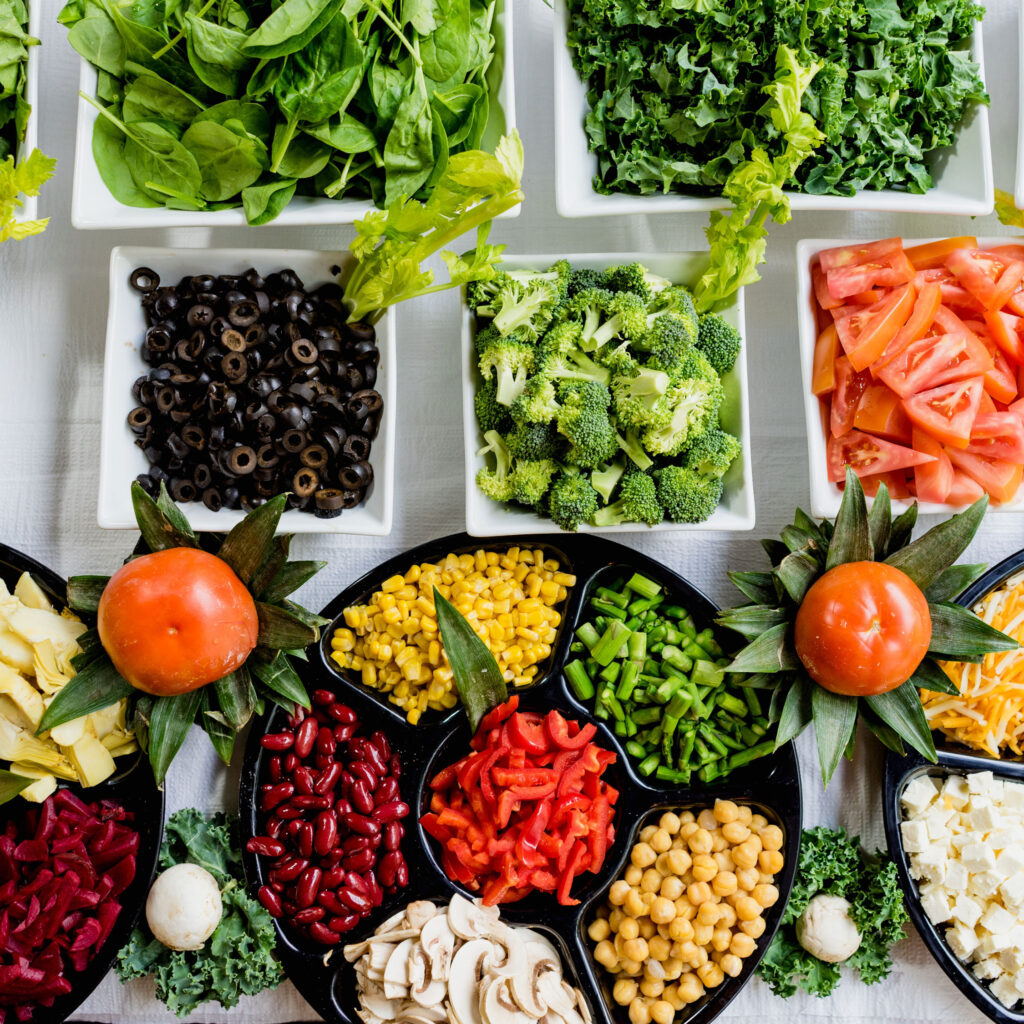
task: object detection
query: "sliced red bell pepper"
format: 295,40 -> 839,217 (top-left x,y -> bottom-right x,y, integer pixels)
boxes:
588,794 -> 611,873
475,696 -> 519,736
557,843 -> 587,906
545,710 -> 597,750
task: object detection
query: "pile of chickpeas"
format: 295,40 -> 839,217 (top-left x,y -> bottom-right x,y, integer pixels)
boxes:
588,800 -> 784,1023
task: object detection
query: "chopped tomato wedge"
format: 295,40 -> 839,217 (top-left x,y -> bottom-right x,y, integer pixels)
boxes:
912,428 -> 954,503
872,281 -> 941,371
854,383 -> 912,443
831,357 -> 870,437
819,238 -> 903,273
914,269 -> 983,313
826,429 -> 935,483
981,343 -> 1018,404
947,469 -> 986,504
902,377 -> 983,448
811,260 -> 843,311
946,249 -> 1024,312
820,240 -> 914,300
812,324 -> 839,396
987,245 -> 1024,264
835,283 -> 915,371
983,310 -> 1024,363
877,330 -> 993,398
904,236 -> 978,271
966,412 -> 1024,462
859,470 -> 912,499
979,391 -> 999,414
946,447 -> 1024,504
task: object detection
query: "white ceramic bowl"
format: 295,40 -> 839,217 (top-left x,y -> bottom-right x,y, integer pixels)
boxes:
461,252 -> 755,536
19,0 -> 39,222
71,2 -> 517,229
553,0 -> 992,219
1016,0 -> 1024,209
99,247 -> 395,535
796,235 -> 1024,518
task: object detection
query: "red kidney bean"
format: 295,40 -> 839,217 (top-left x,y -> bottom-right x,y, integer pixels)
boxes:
370,731 -> 391,761
266,818 -> 284,840
261,732 -> 294,751
258,886 -> 282,917
343,848 -> 375,873
318,891 -> 346,914
316,727 -> 336,757
383,821 -> 404,851
372,800 -> 409,824
292,795 -> 331,810
314,763 -> 343,795
333,723 -> 355,744
375,778 -> 399,804
286,708 -> 306,729
321,865 -> 346,890
378,851 -> 402,887
314,812 -> 337,856
247,836 -> 285,858
389,755 -> 402,778
296,867 -> 321,908
269,756 -> 283,783
342,813 -> 380,837
284,754 -> 299,773
285,820 -> 303,838
294,717 -> 319,759
350,781 -> 374,816
276,857 -> 308,882
276,804 -> 304,820
297,822 -> 314,859
335,799 -> 353,817
345,871 -> 370,895
292,906 -> 326,925
328,703 -> 357,724
322,850 -> 344,869
314,753 -> 332,770
312,689 -> 334,706
395,857 -> 408,887
270,881 -> 284,894
282,900 -> 298,916
310,922 -> 341,945
362,743 -> 387,776
336,886 -> 372,914
261,783 -> 294,812
349,762 -> 375,788
293,766 -> 316,795
342,835 -> 371,854
328,914 -> 359,933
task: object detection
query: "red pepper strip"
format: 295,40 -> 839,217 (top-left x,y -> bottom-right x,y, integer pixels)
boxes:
546,710 -> 597,750
515,799 -> 551,864
550,792 -> 587,829
527,869 -> 558,890
508,747 -> 527,771
605,785 -> 619,805
508,712 -> 550,757
482,875 -> 512,906
437,807 -> 476,831
456,750 -> 488,791
589,794 -> 610,874
509,782 -> 558,800
476,696 -> 519,736
556,755 -> 588,798
449,838 -> 490,872
492,768 -> 558,787
487,837 -> 516,857
497,790 -> 517,830
569,808 -> 591,839
557,843 -> 587,906
421,814 -> 453,843
537,833 -> 562,859
430,763 -> 459,789
558,835 -> 578,874
478,747 -> 506,809
442,849 -> 475,885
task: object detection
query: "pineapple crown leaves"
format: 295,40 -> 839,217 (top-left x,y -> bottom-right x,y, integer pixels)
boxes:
38,483 -> 328,785
716,468 -> 1018,787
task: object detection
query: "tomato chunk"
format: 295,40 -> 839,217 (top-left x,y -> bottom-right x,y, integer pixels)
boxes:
914,269 -> 983,313
965,412 -> 1024,463
835,284 -> 915,372
819,238 -> 902,273
830,357 -> 870,437
826,429 -> 936,483
811,260 -> 842,311
912,428 -> 954,504
947,469 -> 986,505
981,343 -> 1018,405
872,281 -> 941,371
902,377 -> 983,449
877,330 -> 993,398
859,470 -> 913,500
946,249 -> 1024,312
904,236 -> 978,270
854,383 -> 912,443
983,311 -> 1024,364
812,324 -> 839,396
946,448 -> 1023,504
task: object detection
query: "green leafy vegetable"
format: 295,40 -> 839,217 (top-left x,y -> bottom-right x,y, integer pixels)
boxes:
995,188 -> 1024,228
757,827 -> 908,998
116,809 -> 284,1018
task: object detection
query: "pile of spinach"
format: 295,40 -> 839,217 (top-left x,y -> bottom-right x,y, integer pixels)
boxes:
566,0 -> 987,198
0,0 -> 34,160
59,0 -> 501,223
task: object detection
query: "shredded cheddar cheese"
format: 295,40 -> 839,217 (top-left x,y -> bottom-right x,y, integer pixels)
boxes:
923,570 -> 1024,756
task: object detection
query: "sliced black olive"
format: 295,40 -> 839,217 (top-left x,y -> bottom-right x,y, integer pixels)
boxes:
156,387 -> 176,414
228,300 -> 259,327
226,445 -> 257,475
191,274 -> 216,293
130,267 -> 159,292
339,460 -> 373,490
208,424 -> 227,449
345,321 -> 375,342
281,428 -> 307,454
300,444 -> 329,470
209,316 -> 230,338
169,478 -> 196,502
221,328 -> 246,352
136,473 -> 157,495
340,489 -> 362,509
279,402 -> 305,429
182,424 -> 205,450
293,467 -> 319,497
352,389 -> 383,415
193,463 -> 212,489
256,444 -> 279,469
256,413 -> 276,438
127,406 -> 152,434
202,487 -> 223,512
221,352 -> 248,382
187,304 -> 215,328
341,367 -> 364,391
342,435 -> 370,462
222,486 -> 241,509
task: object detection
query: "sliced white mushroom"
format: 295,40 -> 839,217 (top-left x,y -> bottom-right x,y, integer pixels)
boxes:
447,894 -> 500,940
448,938 -> 496,1024
536,974 -> 579,1022
377,910 -> 409,934
345,929 -> 423,962
480,976 -> 538,1024
508,941 -> 558,1018
407,901 -> 439,931
419,912 -> 457,981
486,926 -> 527,979
370,942 -> 397,973
384,938 -> 415,999
576,993 -> 593,1024
408,941 -> 447,1008
519,930 -> 561,965
363,991 -> 401,1020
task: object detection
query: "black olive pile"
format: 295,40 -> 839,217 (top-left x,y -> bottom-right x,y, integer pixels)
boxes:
127,267 -> 383,517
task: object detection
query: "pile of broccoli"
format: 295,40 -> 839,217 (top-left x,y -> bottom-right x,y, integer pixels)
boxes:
469,261 -> 743,531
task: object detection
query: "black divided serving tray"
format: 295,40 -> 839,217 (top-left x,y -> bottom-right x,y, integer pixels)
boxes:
883,547 -> 1024,1024
0,543 -> 164,1024
240,533 -> 803,1024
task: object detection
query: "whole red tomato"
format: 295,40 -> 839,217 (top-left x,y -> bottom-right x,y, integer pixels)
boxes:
793,561 -> 931,697
98,548 -> 259,696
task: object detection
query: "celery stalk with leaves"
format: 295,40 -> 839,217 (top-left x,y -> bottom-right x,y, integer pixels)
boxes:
0,149 -> 52,243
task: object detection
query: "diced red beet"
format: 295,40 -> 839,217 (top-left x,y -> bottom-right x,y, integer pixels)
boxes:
12,842 -> 46,864
94,902 -> 120,948
31,805 -> 54,846
91,833 -> 138,872
104,856 -> 135,898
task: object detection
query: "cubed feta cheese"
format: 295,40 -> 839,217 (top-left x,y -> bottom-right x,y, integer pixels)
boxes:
946,861 -> 969,893
971,802 -> 1002,832
971,871 -> 1003,899
917,848 -> 948,884
942,774 -> 971,809
963,842 -> 997,874
952,832 -> 974,852
996,846 -> 1024,879
901,819 -> 930,854
978,933 -> 999,958
903,775 -> 940,816
982,903 -> 1016,934
947,921 -> 980,960
990,975 -> 1020,1008
952,895 -> 983,928
1000,873 -> 1024,908
972,957 -> 1003,980
968,771 -> 997,796
1003,781 -> 1024,812
921,889 -> 953,925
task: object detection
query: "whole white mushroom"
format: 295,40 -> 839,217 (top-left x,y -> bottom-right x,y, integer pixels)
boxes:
146,863 -> 223,951
795,893 -> 862,963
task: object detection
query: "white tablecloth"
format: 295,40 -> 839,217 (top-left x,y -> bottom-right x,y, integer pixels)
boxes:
2,0 -> 1024,1021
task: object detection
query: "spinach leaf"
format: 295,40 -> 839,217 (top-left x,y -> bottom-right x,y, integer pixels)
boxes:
67,8 -> 125,77
307,112 -> 377,154
91,107 -> 160,206
271,127 -> 330,178
194,100 -> 271,143
432,83 -> 484,148
419,0 -> 469,84
122,74 -> 203,124
182,120 -> 265,200
244,0 -> 340,59
242,177 -> 297,223
383,67 -> 434,205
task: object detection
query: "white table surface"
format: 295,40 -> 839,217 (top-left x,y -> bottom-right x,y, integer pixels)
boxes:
2,1 -> 1023,1021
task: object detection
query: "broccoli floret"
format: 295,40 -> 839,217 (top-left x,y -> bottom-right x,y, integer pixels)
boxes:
669,347 -> 722,387
568,267 -> 607,297
536,320 -> 611,384
466,273 -> 509,313
476,270 -> 564,342
655,465 -> 724,523
648,287 -> 698,342
475,377 -> 513,434
476,430 -> 515,501
682,428 -> 741,480
604,262 -> 654,303
478,334 -> 536,406
591,460 -> 626,504
595,341 -> 639,378
556,381 -> 618,469
507,419 -> 562,462
641,375 -> 723,457
547,469 -> 600,531
696,313 -> 742,376
511,459 -> 559,506
564,288 -> 648,352
510,375 -> 560,425
593,469 -> 663,527
610,367 -> 673,429
636,314 -> 696,374
615,427 -> 654,471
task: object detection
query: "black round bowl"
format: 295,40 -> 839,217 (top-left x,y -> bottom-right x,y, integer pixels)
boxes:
883,546 -> 1024,1023
240,532 -> 803,1024
0,543 -> 164,1024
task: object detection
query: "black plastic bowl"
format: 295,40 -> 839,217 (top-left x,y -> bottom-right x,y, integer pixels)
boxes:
883,546 -> 1024,1023
240,532 -> 803,1024
0,543 -> 164,1024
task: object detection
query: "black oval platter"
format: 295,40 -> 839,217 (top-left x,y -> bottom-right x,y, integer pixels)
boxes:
883,546 -> 1024,1024
0,543 -> 165,1023
240,532 -> 803,1024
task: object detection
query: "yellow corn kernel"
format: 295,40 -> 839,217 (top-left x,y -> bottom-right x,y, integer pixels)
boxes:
516,626 -> 540,642
554,571 -> 575,586
350,655 -> 364,670
540,580 -> 559,602
362,664 -> 377,687
381,574 -> 404,593
404,565 -> 421,583
407,708 -> 421,725
379,593 -> 397,611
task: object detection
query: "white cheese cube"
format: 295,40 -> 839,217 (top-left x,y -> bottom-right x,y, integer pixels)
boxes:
986,929 -> 1015,953
978,933 -> 999,958
982,903 -> 1017,934
946,861 -> 969,893
926,807 -> 956,841
1013,970 -> 1024,997
996,846 -> 1024,879
971,802 -> 1002,832
1003,781 -> 1024,812
947,922 -> 980,960
999,873 -> 1024,908
921,889 -> 953,925
987,828 -> 1024,852
952,895 -> 983,928
917,848 -> 948,884
903,775 -> 940,816
971,871 -> 1003,899
901,820 -> 930,854
952,832 -> 974,852
942,774 -> 971,809
968,771 -> 997,795
990,974 -> 1020,1008
973,957 -> 1003,981
999,948 -> 1024,973
963,842 -> 998,873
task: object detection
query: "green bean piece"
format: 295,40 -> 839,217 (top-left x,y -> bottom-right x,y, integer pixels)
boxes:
626,740 -> 648,759
656,766 -> 691,784
691,660 -> 724,689
596,586 -> 630,609
638,752 -> 660,777
628,632 -> 647,662
564,659 -> 595,701
592,620 -> 631,666
626,573 -> 662,600
741,685 -> 762,718
576,622 -> 601,650
615,660 -> 641,700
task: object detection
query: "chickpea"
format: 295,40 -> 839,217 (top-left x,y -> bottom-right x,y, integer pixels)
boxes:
712,871 -> 737,897
690,945 -> 709,968
740,916 -> 766,939
680,821 -> 698,841
632,843 -> 657,868
697,808 -> 717,831
663,957 -> 683,981
687,881 -> 712,905
677,940 -> 699,963
758,870 -> 776,885
736,805 -> 752,825
640,891 -> 657,913
589,918 -> 611,942
645,960 -> 666,982
621,958 -> 643,975
710,833 -> 728,853
717,903 -> 737,928
625,865 -> 644,887
639,917 -> 656,939
663,984 -> 686,1011
691,854 -> 718,883
650,1000 -> 674,1024
736,867 -> 759,891
640,825 -> 658,843
721,821 -> 750,845
594,940 -> 618,968
614,979 -> 639,1005
649,897 -> 675,925
692,922 -> 714,947
609,880 -> 631,906
730,932 -> 756,958
688,829 -> 713,855
679,811 -> 695,825
668,917 -> 694,943
615,932 -> 629,957
628,999 -> 650,1024
623,938 -> 650,962
678,974 -> 704,1004
753,883 -> 779,908
660,812 -> 682,835
750,814 -> 768,831
660,876 -> 684,901
610,909 -> 625,931
624,890 -> 647,918
639,868 -> 661,893
759,850 -> 784,874
651,828 -> 673,854
697,962 -> 725,988
620,917 -> 640,941
640,978 -> 664,998
713,850 -> 735,873
713,799 -> 739,823
696,902 -> 719,926
733,842 -> 759,870
734,896 -> 761,922
649,935 -> 672,961
720,953 -> 743,978
665,849 -> 691,875
711,926 -> 732,952
760,824 -> 784,851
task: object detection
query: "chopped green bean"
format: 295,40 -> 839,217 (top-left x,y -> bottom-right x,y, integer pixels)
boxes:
564,659 -> 594,701
626,573 -> 662,599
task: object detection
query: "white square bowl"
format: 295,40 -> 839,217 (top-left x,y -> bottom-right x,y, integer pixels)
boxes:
71,1 -> 517,229
18,0 -> 39,222
553,0 -> 992,219
1017,0 -> 1024,209
797,235 -> 1024,518
99,247 -> 395,535
461,252 -> 755,536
